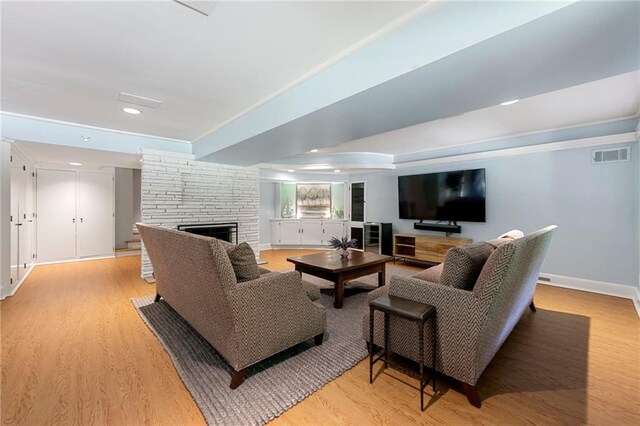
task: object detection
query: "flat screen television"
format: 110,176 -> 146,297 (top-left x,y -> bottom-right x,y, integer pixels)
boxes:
398,168 -> 486,222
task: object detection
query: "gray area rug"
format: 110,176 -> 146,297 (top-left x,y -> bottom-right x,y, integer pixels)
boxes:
132,264 -> 415,426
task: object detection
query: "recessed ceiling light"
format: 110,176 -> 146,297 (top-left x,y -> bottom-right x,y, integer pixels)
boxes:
80,135 -> 91,142
500,99 -> 519,106
69,162 -> 82,166
122,107 -> 142,115
334,169 -> 341,173
287,169 -> 295,173
309,149 -> 319,153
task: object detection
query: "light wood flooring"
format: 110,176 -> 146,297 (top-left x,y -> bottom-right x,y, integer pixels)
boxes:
1,250 -> 639,425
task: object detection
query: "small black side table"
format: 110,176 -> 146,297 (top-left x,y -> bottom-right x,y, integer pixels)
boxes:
369,294 -> 436,411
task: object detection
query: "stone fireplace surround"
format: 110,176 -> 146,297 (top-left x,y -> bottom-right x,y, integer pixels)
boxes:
140,153 -> 259,278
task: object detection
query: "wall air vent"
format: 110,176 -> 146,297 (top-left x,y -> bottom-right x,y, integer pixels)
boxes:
592,147 -> 631,164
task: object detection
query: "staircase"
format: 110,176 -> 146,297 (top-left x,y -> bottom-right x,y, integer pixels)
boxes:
115,225 -> 142,257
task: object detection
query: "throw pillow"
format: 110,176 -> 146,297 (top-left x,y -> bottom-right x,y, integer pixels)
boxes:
497,229 -> 524,240
225,242 -> 261,283
440,242 -> 495,290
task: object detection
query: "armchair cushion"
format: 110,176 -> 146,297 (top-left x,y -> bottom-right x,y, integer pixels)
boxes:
440,242 -> 494,290
413,263 -> 444,283
226,242 -> 261,282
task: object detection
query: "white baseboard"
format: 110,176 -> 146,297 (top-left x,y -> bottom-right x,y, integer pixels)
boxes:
0,264 -> 35,300
36,254 -> 116,266
268,245 -> 329,250
538,272 -> 640,318
258,243 -> 272,251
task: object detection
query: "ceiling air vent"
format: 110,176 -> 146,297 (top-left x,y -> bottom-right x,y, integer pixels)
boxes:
118,92 -> 162,109
592,147 -> 630,164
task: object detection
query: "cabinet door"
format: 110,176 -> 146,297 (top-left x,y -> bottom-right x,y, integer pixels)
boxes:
77,172 -> 114,258
37,169 -> 77,262
322,222 -> 346,244
270,221 -> 281,244
300,221 -> 323,245
279,221 -> 301,245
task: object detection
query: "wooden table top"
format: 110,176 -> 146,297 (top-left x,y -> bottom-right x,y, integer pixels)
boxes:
287,250 -> 393,273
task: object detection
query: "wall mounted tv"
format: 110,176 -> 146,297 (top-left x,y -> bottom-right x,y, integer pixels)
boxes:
398,168 -> 486,223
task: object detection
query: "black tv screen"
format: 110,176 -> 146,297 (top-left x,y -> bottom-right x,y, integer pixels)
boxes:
398,169 -> 486,222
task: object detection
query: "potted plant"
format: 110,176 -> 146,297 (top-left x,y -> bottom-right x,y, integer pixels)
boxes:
328,236 -> 358,258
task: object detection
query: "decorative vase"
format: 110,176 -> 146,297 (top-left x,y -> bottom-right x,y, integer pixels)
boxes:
340,249 -> 350,258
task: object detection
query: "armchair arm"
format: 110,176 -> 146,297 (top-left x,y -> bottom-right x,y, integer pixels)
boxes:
367,285 -> 389,305
389,275 -> 484,384
227,271 -> 326,370
258,266 -> 271,275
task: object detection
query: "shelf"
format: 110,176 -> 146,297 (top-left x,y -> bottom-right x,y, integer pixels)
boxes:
393,233 -> 472,264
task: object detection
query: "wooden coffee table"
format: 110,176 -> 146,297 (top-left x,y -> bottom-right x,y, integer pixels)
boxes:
287,250 -> 393,308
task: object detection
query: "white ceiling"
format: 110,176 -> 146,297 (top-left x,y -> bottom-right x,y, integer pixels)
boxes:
318,71 -> 640,156
14,141 -> 142,170
1,0 -> 422,140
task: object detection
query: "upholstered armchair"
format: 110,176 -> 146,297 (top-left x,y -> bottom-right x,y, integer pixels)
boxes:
137,224 -> 327,389
363,226 -> 556,407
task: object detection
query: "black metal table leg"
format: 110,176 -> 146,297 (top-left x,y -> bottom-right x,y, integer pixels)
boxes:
419,320 -> 425,411
383,313 -> 389,369
369,307 -> 374,384
433,315 -> 437,392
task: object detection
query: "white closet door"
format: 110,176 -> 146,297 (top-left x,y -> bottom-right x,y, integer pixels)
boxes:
16,164 -> 31,277
10,164 -> 20,283
77,172 -> 113,258
37,169 -> 77,262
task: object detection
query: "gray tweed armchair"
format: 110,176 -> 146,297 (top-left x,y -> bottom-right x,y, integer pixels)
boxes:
137,224 -> 327,389
363,226 -> 556,407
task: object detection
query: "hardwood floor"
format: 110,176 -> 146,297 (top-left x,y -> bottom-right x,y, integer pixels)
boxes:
1,251 -> 638,425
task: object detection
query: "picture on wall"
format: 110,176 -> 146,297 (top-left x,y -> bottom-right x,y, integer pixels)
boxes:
296,183 -> 331,219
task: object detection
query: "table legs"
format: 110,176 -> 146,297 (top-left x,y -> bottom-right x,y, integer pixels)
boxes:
334,275 -> 345,308
419,320 -> 424,411
378,264 -> 386,287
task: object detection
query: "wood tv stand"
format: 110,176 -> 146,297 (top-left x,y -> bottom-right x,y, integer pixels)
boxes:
393,233 -> 472,264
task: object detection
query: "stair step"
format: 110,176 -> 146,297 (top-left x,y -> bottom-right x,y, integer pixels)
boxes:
126,239 -> 142,249
115,248 -> 141,257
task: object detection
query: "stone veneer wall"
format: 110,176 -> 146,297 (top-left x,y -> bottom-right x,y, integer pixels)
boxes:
140,153 -> 259,278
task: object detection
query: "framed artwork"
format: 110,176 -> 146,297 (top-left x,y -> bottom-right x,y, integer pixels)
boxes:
296,183 -> 331,218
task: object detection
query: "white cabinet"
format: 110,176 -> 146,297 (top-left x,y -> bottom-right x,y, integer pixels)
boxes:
300,221 -> 323,245
37,169 -> 114,263
323,221 -> 347,242
270,221 -> 281,244
270,220 -> 347,246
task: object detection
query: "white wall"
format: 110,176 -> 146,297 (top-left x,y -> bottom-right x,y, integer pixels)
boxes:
115,168 -> 134,249
140,154 -> 259,277
259,181 -> 276,245
352,142 -> 639,287
133,168 -> 141,224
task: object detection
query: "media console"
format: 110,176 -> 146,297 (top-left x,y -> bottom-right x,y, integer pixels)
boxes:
393,233 -> 472,264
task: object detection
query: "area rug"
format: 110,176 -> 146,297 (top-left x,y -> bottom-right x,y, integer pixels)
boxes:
131,264 -> 416,425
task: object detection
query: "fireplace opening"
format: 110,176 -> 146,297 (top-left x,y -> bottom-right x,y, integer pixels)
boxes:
177,223 -> 238,244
